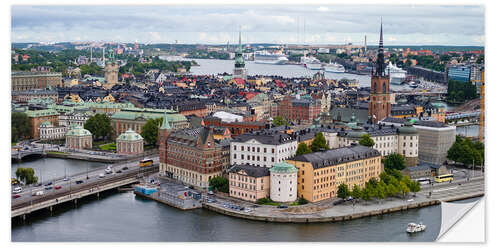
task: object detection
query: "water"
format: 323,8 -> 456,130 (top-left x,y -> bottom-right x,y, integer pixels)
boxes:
11,157 -> 106,182
11,190 -> 442,242
189,59 -> 415,91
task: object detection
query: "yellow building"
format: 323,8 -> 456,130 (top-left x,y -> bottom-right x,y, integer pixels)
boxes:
287,145 -> 383,203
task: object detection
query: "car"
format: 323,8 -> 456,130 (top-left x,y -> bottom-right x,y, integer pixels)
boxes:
12,187 -> 22,194
277,205 -> 288,209
99,173 -> 105,178
45,182 -> 53,186
45,186 -> 53,190
55,185 -> 62,190
75,180 -> 84,184
122,167 -> 129,170
333,199 -> 345,206
105,167 -> 113,174
116,170 -> 122,174
34,191 -> 44,196
239,207 -> 245,211
346,196 -> 353,201
207,191 -> 214,195
12,194 -> 21,199
34,183 -> 42,187
63,177 -> 70,181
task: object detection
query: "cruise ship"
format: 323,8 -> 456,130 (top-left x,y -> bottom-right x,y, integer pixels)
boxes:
323,61 -> 345,73
300,56 -> 322,70
254,51 -> 289,65
385,61 -> 407,85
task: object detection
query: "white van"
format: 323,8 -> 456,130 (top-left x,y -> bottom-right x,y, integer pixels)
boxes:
12,187 -> 22,194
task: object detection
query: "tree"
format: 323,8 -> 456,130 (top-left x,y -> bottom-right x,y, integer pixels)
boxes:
359,134 -> 375,147
15,168 -> 38,185
386,183 -> 397,199
84,114 -> 113,140
140,118 -> 162,146
310,132 -> 329,152
375,182 -> 387,203
209,176 -> 229,193
367,178 -> 379,189
298,197 -> 309,205
382,153 -> 406,171
12,112 -> 31,142
272,116 -> 289,127
400,181 -> 410,198
379,171 -> 391,185
351,184 -> 362,200
296,142 -> 312,156
409,181 -> 421,197
361,187 -> 371,204
337,183 -> 350,200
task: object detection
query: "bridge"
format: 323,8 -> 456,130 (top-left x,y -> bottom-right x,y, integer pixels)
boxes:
446,111 -> 480,123
11,147 -> 46,160
11,160 -> 159,219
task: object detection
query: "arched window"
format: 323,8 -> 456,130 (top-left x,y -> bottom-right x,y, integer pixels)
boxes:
383,83 -> 386,92
373,82 -> 377,91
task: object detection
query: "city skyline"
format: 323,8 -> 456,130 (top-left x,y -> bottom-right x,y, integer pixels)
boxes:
11,5 -> 484,46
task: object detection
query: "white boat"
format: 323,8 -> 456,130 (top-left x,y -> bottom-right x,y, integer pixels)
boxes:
385,61 -> 407,85
324,61 -> 345,73
406,222 -> 426,233
254,51 -> 289,65
300,53 -> 322,70
409,81 -> 418,88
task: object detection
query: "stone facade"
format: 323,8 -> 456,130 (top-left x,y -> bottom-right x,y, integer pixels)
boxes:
269,162 -> 298,203
65,125 -> 93,149
116,129 -> 144,155
26,109 -> 59,139
11,72 -> 62,91
39,121 -> 67,140
228,164 -> 270,202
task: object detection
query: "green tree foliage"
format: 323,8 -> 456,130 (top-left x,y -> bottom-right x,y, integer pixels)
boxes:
375,182 -> 387,202
296,142 -> 312,156
379,171 -> 391,184
361,187 -> 371,203
80,62 -> 103,76
351,184 -> 362,200
310,132 -> 329,152
447,136 -> 484,166
382,153 -> 406,171
409,181 -> 421,197
272,116 -> 289,127
337,183 -> 350,200
11,112 -> 31,142
400,181 -> 410,198
15,168 -> 38,185
446,80 -> 478,103
358,134 -> 375,147
140,118 -> 162,146
386,183 -> 398,199
84,114 -> 113,140
298,197 -> 309,205
209,176 -> 229,193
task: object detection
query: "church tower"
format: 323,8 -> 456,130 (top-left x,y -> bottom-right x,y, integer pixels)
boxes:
233,27 -> 248,80
369,20 -> 391,124
158,111 -> 172,176
104,49 -> 119,85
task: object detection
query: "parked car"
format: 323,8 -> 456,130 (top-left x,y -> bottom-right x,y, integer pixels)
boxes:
333,199 -> 345,206
99,173 -> 105,178
208,191 -> 214,195
45,182 -> 53,186
34,191 -> 44,196
45,186 -> 53,190
63,177 -> 70,181
34,183 -> 42,187
75,180 -> 84,184
55,185 -> 62,190
346,196 -> 353,201
122,167 -> 129,170
116,170 -> 122,174
12,194 -> 21,199
12,187 -> 22,194
277,205 -> 288,209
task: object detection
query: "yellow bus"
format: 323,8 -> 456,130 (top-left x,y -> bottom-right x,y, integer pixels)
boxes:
435,174 -> 454,183
139,159 -> 153,167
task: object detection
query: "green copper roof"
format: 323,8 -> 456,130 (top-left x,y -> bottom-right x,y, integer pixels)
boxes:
117,129 -> 143,141
66,125 -> 92,137
40,121 -> 52,127
270,162 -> 298,173
111,108 -> 186,123
347,126 -> 367,139
26,109 -> 59,118
399,122 -> 418,134
160,111 -> 172,130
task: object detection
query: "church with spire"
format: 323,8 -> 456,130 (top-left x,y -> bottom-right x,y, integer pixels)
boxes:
233,28 -> 248,80
369,20 -> 391,124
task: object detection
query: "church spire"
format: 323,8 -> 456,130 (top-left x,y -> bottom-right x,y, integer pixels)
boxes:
374,18 -> 386,76
238,26 -> 242,51
160,111 -> 171,130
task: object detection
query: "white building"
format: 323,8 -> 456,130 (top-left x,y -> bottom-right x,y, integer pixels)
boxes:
269,162 -> 298,202
230,131 -> 298,168
213,111 -> 244,123
39,121 -> 67,140
59,110 -> 91,127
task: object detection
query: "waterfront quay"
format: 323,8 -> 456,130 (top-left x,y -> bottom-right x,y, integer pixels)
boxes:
11,158 -> 159,219
200,177 -> 484,223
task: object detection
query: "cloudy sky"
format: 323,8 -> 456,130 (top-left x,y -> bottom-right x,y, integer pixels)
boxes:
11,5 -> 484,45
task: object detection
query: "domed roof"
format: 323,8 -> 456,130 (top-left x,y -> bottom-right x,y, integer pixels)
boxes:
347,126 -> 368,139
66,125 -> 92,137
270,162 -> 298,173
399,122 -> 418,135
117,129 -> 143,141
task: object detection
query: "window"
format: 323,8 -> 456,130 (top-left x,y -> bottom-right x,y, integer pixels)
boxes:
272,148 -> 275,153
264,148 -> 267,153
241,146 -> 244,151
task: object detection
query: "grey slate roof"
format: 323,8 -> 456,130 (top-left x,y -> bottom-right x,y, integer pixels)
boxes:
233,131 -> 296,145
290,145 -> 380,169
229,164 -> 270,177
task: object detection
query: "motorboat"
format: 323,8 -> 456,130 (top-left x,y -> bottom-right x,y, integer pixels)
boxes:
407,222 -> 426,233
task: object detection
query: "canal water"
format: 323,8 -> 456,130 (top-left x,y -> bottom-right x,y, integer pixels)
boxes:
12,186 -> 443,242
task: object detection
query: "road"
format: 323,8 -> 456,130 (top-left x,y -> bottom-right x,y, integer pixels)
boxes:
11,156 -> 159,206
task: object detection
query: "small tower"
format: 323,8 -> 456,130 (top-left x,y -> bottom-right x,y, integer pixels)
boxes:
233,27 -> 248,80
158,111 -> 172,176
369,19 -> 391,124
104,49 -> 119,85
